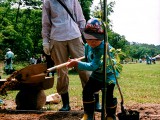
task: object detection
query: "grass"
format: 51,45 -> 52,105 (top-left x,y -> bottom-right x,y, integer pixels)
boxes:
0,61 -> 160,110
116,62 -> 160,104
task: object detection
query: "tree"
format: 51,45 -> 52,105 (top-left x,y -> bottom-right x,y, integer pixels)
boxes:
91,1 -> 115,27
129,43 -> 160,60
79,0 -> 93,21
0,0 -> 160,61
0,1 -> 42,61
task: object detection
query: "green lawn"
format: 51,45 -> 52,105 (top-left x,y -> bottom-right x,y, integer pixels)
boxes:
115,62 -> 160,104
0,61 -> 160,110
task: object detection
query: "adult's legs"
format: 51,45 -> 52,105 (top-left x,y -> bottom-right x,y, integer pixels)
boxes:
68,37 -> 89,87
50,40 -> 70,111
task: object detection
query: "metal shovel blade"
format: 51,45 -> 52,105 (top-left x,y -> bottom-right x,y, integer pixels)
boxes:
117,109 -> 139,120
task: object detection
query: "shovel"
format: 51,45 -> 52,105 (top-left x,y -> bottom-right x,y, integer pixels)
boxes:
115,71 -> 140,120
106,47 -> 140,120
15,56 -> 85,83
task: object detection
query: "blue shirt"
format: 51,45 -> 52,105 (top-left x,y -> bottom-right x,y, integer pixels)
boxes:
78,41 -> 119,84
5,50 -> 14,69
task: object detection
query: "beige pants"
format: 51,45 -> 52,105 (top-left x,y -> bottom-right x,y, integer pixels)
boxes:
50,37 -> 90,94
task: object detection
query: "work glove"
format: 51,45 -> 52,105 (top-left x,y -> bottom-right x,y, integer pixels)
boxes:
43,38 -> 50,55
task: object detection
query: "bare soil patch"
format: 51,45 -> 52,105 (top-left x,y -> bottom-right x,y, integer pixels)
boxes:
0,100 -> 160,120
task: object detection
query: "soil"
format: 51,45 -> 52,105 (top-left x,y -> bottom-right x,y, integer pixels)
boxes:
0,100 -> 160,120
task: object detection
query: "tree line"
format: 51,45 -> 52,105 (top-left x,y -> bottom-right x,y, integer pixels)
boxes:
0,0 -> 160,62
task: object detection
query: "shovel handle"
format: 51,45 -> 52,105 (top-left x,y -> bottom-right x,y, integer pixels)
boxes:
47,56 -> 85,72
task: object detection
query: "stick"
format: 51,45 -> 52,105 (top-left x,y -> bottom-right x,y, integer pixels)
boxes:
47,56 -> 85,72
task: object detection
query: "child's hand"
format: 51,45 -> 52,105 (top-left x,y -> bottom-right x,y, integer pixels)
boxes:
66,59 -> 78,68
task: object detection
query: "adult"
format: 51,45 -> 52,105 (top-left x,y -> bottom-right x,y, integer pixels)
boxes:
29,55 -> 36,64
4,48 -> 14,75
146,54 -> 151,64
42,0 -> 101,111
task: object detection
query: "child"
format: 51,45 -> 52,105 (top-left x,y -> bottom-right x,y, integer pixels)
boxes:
67,18 -> 121,120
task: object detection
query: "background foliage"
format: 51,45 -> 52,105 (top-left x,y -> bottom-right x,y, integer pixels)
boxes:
0,0 -> 160,62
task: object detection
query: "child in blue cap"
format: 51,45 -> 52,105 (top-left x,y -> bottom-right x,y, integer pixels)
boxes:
67,18 -> 121,120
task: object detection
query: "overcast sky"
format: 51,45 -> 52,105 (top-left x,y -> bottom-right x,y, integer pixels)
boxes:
92,0 -> 160,45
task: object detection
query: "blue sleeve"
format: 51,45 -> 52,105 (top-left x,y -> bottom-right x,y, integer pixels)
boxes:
78,49 -> 103,71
